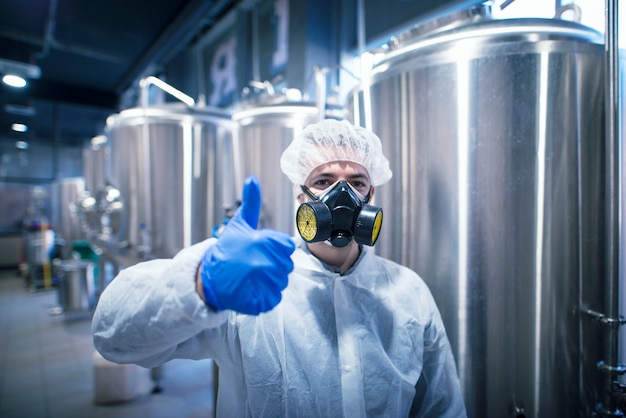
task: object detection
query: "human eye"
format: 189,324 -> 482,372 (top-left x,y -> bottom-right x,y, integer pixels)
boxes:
313,179 -> 331,188
350,180 -> 369,193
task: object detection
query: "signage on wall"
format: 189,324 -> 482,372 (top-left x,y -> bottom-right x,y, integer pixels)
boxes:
202,0 -> 290,107
270,0 -> 289,76
208,36 -> 238,107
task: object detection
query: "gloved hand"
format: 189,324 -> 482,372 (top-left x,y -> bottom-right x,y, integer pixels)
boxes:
200,175 -> 296,315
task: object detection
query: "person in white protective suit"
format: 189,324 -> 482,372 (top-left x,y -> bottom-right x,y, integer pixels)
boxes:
92,118 -> 467,417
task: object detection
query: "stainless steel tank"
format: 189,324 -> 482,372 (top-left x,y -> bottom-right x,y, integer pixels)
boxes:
105,103 -> 234,259
51,177 -> 85,255
54,258 -> 95,314
348,10 -> 605,418
82,135 -> 108,195
232,98 -> 321,235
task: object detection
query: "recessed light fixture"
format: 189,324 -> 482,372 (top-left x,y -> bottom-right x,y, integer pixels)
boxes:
2,74 -> 27,88
15,140 -> 29,149
5,104 -> 36,116
11,123 -> 28,132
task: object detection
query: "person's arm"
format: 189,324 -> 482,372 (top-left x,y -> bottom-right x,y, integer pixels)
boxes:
92,175 -> 295,367
92,238 -> 228,368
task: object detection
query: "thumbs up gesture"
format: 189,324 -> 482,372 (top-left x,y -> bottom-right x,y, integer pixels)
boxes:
199,176 -> 295,315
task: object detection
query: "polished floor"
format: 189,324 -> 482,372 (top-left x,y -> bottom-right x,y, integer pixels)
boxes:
0,267 -> 215,418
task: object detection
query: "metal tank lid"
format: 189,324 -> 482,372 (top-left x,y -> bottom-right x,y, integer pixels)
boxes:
394,3 -> 493,44
105,102 -> 232,129
378,4 -> 603,61
234,85 -> 314,110
232,85 -> 322,124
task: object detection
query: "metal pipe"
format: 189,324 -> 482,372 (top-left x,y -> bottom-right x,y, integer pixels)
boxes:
34,0 -> 120,63
248,80 -> 275,96
356,0 -> 372,130
314,66 -> 326,121
36,0 -> 57,60
251,6 -> 260,84
598,0 -> 623,414
115,0 -> 234,94
139,76 -> 195,107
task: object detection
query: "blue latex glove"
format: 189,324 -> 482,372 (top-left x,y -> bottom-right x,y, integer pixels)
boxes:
200,175 -> 295,315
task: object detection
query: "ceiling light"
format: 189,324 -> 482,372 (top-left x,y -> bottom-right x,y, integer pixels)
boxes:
5,104 -> 36,116
12,123 -> 28,132
15,140 -> 29,149
0,58 -> 41,79
2,74 -> 27,88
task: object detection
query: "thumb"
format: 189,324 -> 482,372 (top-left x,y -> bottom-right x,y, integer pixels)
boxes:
238,175 -> 262,229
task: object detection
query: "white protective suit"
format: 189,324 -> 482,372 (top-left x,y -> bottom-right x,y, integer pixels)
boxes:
92,236 -> 467,418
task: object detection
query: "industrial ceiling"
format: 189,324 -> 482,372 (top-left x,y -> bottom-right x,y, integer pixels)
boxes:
0,0 -> 236,146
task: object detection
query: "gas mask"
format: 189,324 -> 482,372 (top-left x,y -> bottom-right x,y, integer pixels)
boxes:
296,180 -> 383,247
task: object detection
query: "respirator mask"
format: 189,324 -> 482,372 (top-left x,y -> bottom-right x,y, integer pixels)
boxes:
295,180 -> 383,247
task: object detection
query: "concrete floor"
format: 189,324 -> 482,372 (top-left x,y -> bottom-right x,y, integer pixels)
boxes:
0,267 -> 215,418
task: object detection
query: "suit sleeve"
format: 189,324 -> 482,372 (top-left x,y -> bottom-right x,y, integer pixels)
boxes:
91,238 -> 229,368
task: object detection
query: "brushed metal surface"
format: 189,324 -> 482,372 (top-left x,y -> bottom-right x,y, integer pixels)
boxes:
348,17 -> 605,417
232,103 -> 321,235
106,104 -> 234,259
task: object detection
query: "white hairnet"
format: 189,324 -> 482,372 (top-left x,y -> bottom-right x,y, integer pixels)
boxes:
280,119 -> 393,187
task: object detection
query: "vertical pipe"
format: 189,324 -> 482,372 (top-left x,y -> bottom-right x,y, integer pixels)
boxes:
46,102 -> 61,287
53,103 -> 60,182
182,119 -> 193,249
602,0 -> 621,413
196,48 -> 207,107
140,110 -> 152,259
251,6 -> 260,84
455,58 -> 470,393
314,66 -> 326,121
356,0 -> 372,130
42,221 -> 52,288
534,50 -> 550,415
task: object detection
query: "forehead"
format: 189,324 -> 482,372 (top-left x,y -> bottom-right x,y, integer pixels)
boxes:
305,161 -> 370,183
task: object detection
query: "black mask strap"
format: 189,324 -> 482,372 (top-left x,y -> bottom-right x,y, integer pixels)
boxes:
300,185 -> 319,201
363,187 -> 372,204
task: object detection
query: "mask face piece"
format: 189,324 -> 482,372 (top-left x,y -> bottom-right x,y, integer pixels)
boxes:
296,180 -> 383,247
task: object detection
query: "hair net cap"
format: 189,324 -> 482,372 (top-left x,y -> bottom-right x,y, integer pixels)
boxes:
280,119 -> 393,187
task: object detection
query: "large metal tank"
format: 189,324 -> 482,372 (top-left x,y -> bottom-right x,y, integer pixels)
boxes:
348,9 -> 606,418
232,96 -> 322,235
105,103 -> 234,259
51,177 -> 86,256
74,136 -> 110,239
83,135 -> 108,195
